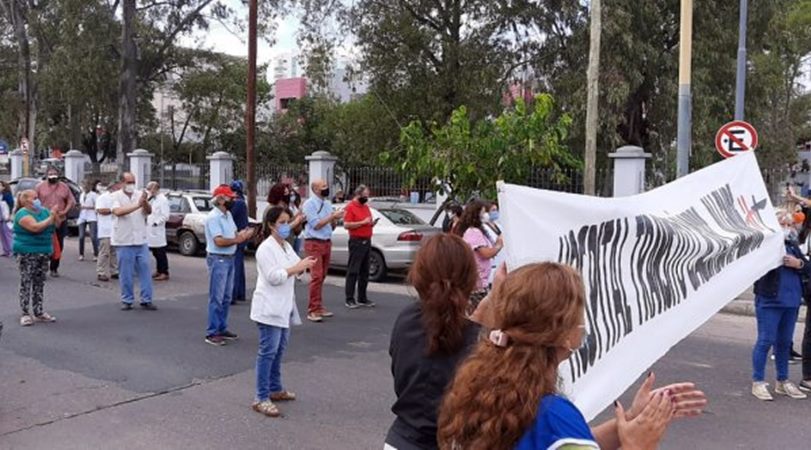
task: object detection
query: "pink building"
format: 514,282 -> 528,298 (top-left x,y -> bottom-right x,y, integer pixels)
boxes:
274,77 -> 308,112
503,82 -> 534,107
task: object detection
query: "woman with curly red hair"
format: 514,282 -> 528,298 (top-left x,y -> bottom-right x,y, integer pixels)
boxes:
438,263 -> 705,450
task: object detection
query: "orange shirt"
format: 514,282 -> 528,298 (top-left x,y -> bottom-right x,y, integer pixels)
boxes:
344,199 -> 373,239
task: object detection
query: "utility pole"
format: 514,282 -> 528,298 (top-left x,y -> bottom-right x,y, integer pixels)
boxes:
246,0 -> 258,218
676,0 -> 694,178
734,0 -> 748,120
584,0 -> 601,195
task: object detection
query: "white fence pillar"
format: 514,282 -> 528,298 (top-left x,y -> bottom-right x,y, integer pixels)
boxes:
207,151 -> 234,192
64,149 -> 85,185
609,145 -> 651,197
128,149 -> 153,190
305,151 -> 338,197
10,149 -> 23,180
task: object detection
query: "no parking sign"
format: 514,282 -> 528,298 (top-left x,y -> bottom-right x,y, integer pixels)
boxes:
715,120 -> 758,158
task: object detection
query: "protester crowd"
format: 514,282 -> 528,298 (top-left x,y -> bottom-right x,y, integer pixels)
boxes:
3,166 -> 718,449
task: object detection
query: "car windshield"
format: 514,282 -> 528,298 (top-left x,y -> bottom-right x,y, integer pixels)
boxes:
193,197 -> 213,212
379,209 -> 424,225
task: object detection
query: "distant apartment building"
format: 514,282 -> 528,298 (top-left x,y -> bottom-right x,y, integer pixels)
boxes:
274,77 -> 308,112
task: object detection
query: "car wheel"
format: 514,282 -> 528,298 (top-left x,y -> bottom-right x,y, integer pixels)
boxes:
178,231 -> 199,256
368,249 -> 387,282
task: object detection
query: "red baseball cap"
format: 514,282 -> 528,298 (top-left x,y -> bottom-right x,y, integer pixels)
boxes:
212,184 -> 236,199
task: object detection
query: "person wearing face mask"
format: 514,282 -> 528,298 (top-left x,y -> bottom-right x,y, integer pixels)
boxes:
267,183 -> 305,248
35,166 -> 76,277
482,202 -> 504,288
750,209 -> 811,401
453,200 -> 503,314
250,206 -> 317,417
438,263 -> 707,450
343,185 -> 378,309
203,184 -> 256,346
13,190 -> 58,326
229,180 -> 250,304
77,179 -> 100,262
146,181 -> 170,281
301,179 -> 345,322
111,172 -> 156,311
95,183 -> 120,282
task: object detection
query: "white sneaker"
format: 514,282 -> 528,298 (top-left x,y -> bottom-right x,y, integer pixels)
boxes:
752,382 -> 774,401
775,381 -> 807,399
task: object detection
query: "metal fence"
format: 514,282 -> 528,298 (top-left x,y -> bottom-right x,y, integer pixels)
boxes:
337,166 -> 436,202
153,162 -> 209,191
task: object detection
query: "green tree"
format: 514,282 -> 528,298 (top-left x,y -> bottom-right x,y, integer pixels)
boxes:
383,94 -> 578,202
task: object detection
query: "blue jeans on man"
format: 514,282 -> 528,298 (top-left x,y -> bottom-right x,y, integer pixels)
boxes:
255,323 -> 289,401
752,303 -> 800,382
232,243 -> 247,303
117,244 -> 153,304
206,254 -> 234,337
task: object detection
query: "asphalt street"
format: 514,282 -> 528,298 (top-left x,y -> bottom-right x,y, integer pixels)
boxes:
0,238 -> 809,449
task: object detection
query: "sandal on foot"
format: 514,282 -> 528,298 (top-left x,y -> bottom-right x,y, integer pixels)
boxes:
20,315 -> 34,327
252,400 -> 281,417
34,312 -> 56,323
270,391 -> 297,402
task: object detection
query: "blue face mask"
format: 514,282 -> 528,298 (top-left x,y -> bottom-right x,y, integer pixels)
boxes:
32,199 -> 42,211
277,223 -> 291,239
489,211 -> 500,222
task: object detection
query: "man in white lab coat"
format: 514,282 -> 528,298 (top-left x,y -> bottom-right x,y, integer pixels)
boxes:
146,181 -> 171,281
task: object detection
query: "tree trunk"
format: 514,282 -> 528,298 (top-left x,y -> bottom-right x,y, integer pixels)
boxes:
116,0 -> 138,171
5,0 -> 34,157
583,0 -> 601,196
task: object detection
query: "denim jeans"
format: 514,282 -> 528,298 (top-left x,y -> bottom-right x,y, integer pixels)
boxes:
232,244 -> 246,302
116,244 -> 153,304
752,303 -> 799,382
78,221 -> 99,257
255,323 -> 289,401
206,254 -> 234,337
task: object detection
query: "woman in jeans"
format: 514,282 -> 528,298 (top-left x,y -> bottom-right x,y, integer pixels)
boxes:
250,206 -> 316,417
13,190 -> 58,326
751,209 -> 810,400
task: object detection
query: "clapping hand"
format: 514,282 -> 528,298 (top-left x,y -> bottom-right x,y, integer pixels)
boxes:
628,372 -> 707,421
238,228 -> 255,243
297,256 -> 317,273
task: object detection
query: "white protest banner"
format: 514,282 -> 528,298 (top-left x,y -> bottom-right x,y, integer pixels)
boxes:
497,151 -> 783,421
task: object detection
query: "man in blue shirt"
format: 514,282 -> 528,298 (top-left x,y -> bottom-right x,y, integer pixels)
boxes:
204,184 -> 255,346
302,179 -> 344,322
229,180 -> 250,304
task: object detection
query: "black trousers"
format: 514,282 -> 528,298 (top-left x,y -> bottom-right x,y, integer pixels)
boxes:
50,221 -> 68,272
345,238 -> 371,302
151,246 -> 169,275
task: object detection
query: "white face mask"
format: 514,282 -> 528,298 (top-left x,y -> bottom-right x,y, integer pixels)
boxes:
124,183 -> 135,194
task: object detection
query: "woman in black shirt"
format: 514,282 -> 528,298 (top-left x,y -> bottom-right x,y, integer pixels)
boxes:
386,234 -> 480,450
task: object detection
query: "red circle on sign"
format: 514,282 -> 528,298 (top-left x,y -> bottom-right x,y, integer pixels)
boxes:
715,120 -> 758,158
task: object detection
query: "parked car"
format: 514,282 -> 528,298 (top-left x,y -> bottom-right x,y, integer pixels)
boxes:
166,190 -> 259,256
330,206 -> 441,282
9,176 -> 81,233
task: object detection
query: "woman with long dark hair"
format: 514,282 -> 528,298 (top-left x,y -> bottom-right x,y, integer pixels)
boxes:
385,234 -> 480,449
439,263 -> 706,450
454,200 -> 503,313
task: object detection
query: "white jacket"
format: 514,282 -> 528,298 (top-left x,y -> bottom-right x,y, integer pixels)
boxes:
147,193 -> 170,248
250,236 -> 303,328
